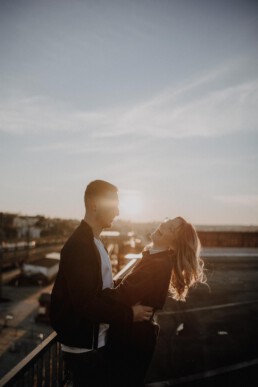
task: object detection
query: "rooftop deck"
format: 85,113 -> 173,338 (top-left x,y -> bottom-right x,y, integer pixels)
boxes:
146,249 -> 258,386
1,249 -> 258,386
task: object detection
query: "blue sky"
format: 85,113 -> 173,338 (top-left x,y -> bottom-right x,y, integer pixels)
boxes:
0,0 -> 258,224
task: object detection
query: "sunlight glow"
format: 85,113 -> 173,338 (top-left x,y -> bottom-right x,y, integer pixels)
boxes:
119,192 -> 143,220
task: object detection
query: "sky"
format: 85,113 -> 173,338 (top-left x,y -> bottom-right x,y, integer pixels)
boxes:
0,0 -> 258,225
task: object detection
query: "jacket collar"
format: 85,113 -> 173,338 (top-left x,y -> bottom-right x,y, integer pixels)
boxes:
79,219 -> 94,240
79,220 -> 103,270
142,248 -> 175,261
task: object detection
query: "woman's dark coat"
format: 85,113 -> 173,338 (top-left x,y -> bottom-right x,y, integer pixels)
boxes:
104,249 -> 175,386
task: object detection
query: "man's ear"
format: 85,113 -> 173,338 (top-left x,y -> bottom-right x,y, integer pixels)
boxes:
92,201 -> 97,213
86,197 -> 96,212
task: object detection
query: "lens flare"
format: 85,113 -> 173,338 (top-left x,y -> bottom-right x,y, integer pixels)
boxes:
119,192 -> 143,220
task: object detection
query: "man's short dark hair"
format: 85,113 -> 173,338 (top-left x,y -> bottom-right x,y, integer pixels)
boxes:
84,180 -> 118,208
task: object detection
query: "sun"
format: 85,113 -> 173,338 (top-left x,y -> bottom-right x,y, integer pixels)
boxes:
119,192 -> 143,220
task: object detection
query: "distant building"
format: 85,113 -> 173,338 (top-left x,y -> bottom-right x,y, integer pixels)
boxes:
13,216 -> 42,239
22,253 -> 60,281
196,225 -> 258,247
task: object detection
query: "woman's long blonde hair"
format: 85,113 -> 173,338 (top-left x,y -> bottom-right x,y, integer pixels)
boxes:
168,217 -> 206,301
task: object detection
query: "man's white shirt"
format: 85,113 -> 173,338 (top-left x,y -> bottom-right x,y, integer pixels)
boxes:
61,237 -> 114,353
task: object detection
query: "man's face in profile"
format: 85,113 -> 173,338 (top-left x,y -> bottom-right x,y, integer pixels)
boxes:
95,191 -> 120,228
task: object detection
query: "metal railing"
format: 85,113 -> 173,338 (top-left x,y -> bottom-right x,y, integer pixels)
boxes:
0,332 -> 66,387
0,259 -> 137,387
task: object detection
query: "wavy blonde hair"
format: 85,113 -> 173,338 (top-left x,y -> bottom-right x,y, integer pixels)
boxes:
168,217 -> 206,301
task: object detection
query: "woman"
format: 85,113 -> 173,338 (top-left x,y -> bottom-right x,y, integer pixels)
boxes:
103,216 -> 207,386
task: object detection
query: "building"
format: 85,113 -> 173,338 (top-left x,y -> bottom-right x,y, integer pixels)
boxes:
13,216 -> 42,239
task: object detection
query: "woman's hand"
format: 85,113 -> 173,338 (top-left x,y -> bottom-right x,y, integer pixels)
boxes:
132,302 -> 153,322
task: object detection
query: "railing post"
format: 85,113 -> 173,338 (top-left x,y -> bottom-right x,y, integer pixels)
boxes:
36,356 -> 43,387
44,348 -> 50,386
51,342 -> 58,385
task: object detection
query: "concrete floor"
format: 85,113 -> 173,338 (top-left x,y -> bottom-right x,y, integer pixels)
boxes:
146,254 -> 258,386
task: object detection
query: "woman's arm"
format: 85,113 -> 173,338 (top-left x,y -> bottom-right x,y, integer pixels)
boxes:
102,253 -> 174,309
102,265 -> 152,305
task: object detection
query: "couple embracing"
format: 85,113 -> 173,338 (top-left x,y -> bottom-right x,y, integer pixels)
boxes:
50,180 -> 206,386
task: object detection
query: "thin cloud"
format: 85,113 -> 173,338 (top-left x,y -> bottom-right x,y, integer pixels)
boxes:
1,62 -> 257,139
25,137 -> 142,154
214,195 -> 258,206
93,78 -> 258,138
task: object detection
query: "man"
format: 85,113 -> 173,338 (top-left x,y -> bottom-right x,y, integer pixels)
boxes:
50,180 -> 153,386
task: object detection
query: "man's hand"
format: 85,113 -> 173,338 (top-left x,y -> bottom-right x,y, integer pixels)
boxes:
132,302 -> 153,322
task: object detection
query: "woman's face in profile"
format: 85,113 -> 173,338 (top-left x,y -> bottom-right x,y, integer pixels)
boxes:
151,217 -> 181,248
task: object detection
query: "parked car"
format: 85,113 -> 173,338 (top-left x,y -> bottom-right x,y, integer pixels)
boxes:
35,292 -> 51,323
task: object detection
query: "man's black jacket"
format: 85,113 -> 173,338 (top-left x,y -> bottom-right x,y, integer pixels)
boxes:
50,220 -> 133,348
